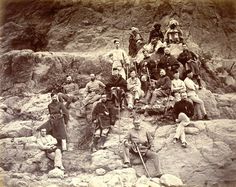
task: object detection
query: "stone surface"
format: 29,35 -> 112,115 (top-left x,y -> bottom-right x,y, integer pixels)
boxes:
48,168 -> 64,179
160,174 -> 183,187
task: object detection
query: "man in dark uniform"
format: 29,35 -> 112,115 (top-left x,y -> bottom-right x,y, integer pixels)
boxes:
91,95 -> 112,151
123,118 -> 162,177
173,92 -> 194,120
148,23 -> 164,51
129,27 -> 144,58
106,68 -> 127,108
48,93 -> 69,150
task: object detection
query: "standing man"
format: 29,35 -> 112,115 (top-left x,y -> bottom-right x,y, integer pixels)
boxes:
91,95 -> 111,151
82,74 -> 106,108
127,70 -> 144,110
111,39 -> 130,79
48,93 -> 69,150
37,128 -> 64,170
123,118 -> 162,177
184,70 -> 209,120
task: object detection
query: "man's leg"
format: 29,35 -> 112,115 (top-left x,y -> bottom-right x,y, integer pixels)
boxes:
189,95 -> 207,115
145,150 -> 162,176
149,89 -> 166,105
174,123 -> 184,140
127,92 -> 134,109
89,94 -> 102,105
123,144 -> 131,165
100,128 -> 109,149
54,148 -> 64,169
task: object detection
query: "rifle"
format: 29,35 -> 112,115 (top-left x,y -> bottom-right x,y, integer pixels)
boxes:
122,52 -> 129,80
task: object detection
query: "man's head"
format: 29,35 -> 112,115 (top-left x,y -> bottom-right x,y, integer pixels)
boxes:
113,68 -> 119,76
142,49 -> 149,57
40,128 -> 47,137
101,94 -> 107,103
51,93 -> 58,102
66,75 -> 72,83
130,70 -> 136,78
173,71 -> 180,79
160,69 -> 166,77
133,118 -> 141,130
182,44 -> 188,52
154,23 -> 161,30
186,70 -> 193,78
164,47 -> 171,55
90,74 -> 96,81
114,39 -> 120,49
181,92 -> 188,100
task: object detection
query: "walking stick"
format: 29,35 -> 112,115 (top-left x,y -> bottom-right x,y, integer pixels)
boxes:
133,142 -> 151,178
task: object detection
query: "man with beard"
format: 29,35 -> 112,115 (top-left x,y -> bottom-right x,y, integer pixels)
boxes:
159,47 -> 180,78
82,74 -> 106,108
48,93 -> 69,151
177,45 -> 202,88
126,70 -> 144,110
91,94 -> 112,151
110,39 -> 130,79
148,23 -> 164,51
58,75 -> 79,109
145,69 -> 171,106
129,27 -> 144,58
106,68 -> 127,108
164,18 -> 183,44
122,118 -> 162,177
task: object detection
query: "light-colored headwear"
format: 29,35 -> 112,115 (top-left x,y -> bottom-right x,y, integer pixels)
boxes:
131,27 -> 139,33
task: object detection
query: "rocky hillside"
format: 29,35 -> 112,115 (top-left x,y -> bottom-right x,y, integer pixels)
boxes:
0,0 -> 236,187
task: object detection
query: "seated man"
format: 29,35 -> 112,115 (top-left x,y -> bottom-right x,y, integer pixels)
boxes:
164,18 -> 183,44
148,23 -> 164,45
106,68 -> 127,108
184,70 -> 209,120
37,128 -> 64,170
127,70 -> 144,110
173,92 -> 194,120
145,69 -> 171,106
91,94 -> 111,151
173,112 -> 191,148
171,70 -> 186,97
82,74 -> 106,108
123,118 -> 162,177
177,44 -> 202,88
58,75 -> 79,109
159,48 -> 180,79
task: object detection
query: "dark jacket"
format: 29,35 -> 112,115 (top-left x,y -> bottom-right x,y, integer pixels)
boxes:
174,99 -> 194,119
155,75 -> 171,92
139,56 -> 158,80
177,50 -> 197,67
159,54 -> 180,70
148,29 -> 164,43
129,32 -> 144,57
106,74 -> 127,91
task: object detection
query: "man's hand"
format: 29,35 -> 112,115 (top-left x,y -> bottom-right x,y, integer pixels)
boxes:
104,111 -> 109,116
93,119 -> 98,124
124,141 -> 132,148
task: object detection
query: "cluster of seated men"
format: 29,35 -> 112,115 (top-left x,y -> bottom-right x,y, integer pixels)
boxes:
36,18 -> 209,174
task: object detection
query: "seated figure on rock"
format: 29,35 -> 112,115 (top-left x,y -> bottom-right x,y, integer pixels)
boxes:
122,118 -> 162,177
58,75 -> 79,109
173,92 -> 194,121
37,128 -> 64,170
148,23 -> 164,52
171,70 -> 186,99
184,70 -> 209,120
126,69 -> 144,110
91,94 -> 112,152
81,74 -> 106,111
145,69 -> 171,107
177,44 -> 202,88
129,27 -> 144,58
164,18 -> 183,45
106,68 -> 127,109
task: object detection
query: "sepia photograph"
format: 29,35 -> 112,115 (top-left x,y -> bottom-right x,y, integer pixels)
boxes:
0,0 -> 236,186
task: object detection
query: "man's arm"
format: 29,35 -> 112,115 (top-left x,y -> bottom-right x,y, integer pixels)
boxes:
146,131 -> 154,150
37,139 -> 50,150
60,103 -> 69,124
98,80 -> 106,88
184,78 -> 196,91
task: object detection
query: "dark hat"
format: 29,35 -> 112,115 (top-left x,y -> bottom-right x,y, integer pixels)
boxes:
113,67 -> 118,71
154,23 -> 161,29
114,39 -> 120,44
185,70 -> 192,75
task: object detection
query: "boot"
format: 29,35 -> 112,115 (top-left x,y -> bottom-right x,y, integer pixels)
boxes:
99,136 -> 107,149
92,136 -> 99,152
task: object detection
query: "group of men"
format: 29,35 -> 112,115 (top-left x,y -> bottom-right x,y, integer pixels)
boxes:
36,18 -> 209,176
